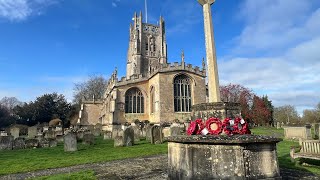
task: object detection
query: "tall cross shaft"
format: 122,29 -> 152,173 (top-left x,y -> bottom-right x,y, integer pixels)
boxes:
198,0 -> 221,103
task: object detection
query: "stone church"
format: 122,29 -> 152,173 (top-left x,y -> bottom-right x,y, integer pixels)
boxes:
78,12 -> 207,130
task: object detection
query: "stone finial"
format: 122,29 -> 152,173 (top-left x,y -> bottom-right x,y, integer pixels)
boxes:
181,50 -> 185,63
198,0 -> 215,6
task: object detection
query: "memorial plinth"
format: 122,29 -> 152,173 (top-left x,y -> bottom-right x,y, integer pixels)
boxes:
168,135 -> 282,180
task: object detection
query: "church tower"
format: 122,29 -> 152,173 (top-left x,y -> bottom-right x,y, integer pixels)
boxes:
126,12 -> 168,79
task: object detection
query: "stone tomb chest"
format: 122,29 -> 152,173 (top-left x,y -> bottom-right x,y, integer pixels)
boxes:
167,135 -> 282,180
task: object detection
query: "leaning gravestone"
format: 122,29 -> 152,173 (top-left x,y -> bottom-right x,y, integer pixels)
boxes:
314,123 -> 319,140
13,137 -> 25,150
83,134 -> 95,145
10,127 -> 20,139
0,135 -> 13,150
64,133 -> 77,152
28,126 -> 38,138
151,126 -> 163,144
123,127 -> 134,146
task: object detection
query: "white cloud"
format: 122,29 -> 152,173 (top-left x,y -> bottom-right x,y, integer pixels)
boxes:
220,0 -> 320,113
0,0 -> 58,21
112,2 -> 117,8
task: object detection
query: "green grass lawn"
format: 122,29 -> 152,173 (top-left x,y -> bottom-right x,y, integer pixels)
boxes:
0,138 -> 167,175
251,127 -> 320,175
1,128 -> 319,177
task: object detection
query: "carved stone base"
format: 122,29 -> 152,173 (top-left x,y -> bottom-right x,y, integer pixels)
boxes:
191,102 -> 241,120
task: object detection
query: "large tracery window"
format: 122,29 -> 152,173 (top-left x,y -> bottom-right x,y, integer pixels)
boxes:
125,88 -> 144,113
174,74 -> 192,112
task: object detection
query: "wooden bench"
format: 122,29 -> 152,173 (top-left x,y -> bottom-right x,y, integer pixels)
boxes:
290,139 -> 320,162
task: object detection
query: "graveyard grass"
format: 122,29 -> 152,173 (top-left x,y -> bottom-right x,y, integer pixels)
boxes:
0,139 -> 167,175
1,128 -> 320,176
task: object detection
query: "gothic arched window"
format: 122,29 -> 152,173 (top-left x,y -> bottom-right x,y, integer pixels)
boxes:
125,88 -> 144,113
174,74 -> 192,112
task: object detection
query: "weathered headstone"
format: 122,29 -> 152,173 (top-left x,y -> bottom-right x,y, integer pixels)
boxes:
25,139 -> 39,148
83,134 -> 95,145
151,126 -> 163,144
123,127 -> 134,146
93,129 -> 101,137
103,131 -> 112,140
10,127 -> 20,139
162,127 -> 171,139
13,137 -> 25,150
313,123 -> 319,140
132,126 -> 141,142
114,136 -> 124,147
95,123 -> 102,131
64,133 -> 77,152
49,139 -> 57,147
112,128 -> 123,139
306,124 -> 312,140
0,131 -> 7,136
44,130 -> 56,139
140,128 -> 146,138
28,126 -> 38,138
170,126 -> 181,136
146,125 -> 153,141
56,135 -> 64,143
76,130 -> 84,140
0,135 -> 13,150
39,139 -> 50,148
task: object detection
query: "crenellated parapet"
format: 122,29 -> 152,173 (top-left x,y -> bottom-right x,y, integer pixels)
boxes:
116,61 -> 206,86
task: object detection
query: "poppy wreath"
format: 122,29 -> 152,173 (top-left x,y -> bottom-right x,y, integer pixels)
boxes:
206,117 -> 223,135
233,117 -> 251,135
187,118 -> 204,135
222,118 -> 233,136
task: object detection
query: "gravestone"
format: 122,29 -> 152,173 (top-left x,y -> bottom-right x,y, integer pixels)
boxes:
44,130 -> 55,139
39,139 -> 50,148
170,126 -> 181,136
0,135 -> 13,150
151,126 -> 163,144
25,139 -> 39,148
0,131 -> 7,136
10,127 -> 20,139
123,127 -> 134,146
83,134 -> 95,145
114,136 -> 124,147
306,124 -> 312,140
76,130 -> 84,140
64,133 -> 77,152
140,128 -> 146,138
146,125 -> 153,141
13,137 -> 25,150
132,126 -> 141,142
28,126 -> 38,138
56,135 -> 64,143
284,127 -> 308,140
87,125 -> 94,133
95,123 -> 102,131
93,129 -> 101,137
112,128 -> 123,139
162,127 -> 171,139
49,139 -> 57,147
314,123 -> 319,139
103,131 -> 112,140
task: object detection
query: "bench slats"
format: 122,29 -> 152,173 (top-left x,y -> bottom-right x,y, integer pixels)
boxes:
291,140 -> 320,161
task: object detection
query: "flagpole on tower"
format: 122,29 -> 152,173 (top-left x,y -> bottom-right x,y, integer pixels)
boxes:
145,0 -> 148,23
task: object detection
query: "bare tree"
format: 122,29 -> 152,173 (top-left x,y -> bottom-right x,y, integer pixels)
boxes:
73,75 -> 108,104
0,97 -> 23,113
274,105 -> 300,125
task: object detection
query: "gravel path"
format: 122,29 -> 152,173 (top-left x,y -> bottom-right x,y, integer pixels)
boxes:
0,154 -> 319,180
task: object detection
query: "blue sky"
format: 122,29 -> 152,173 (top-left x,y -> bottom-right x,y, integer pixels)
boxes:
0,0 -> 319,114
